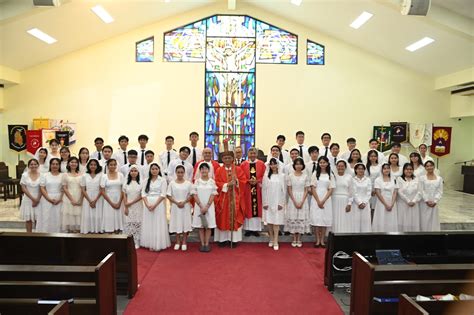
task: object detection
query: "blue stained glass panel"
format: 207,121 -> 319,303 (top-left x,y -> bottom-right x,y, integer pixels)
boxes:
206,15 -> 255,37
206,38 -> 256,72
205,108 -> 255,135
205,72 -> 255,108
307,40 -> 325,65
256,21 -> 297,64
164,20 -> 206,62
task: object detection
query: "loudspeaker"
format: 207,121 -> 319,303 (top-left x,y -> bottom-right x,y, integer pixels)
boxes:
401,0 -> 431,16
33,0 -> 61,7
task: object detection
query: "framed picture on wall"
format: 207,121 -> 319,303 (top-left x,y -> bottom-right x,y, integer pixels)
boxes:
136,36 -> 154,62
307,39 -> 325,65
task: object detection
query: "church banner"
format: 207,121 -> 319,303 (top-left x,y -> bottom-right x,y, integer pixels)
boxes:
26,130 -> 42,155
49,120 -> 77,145
390,122 -> 408,143
42,129 -> 57,148
373,126 -> 392,152
431,126 -> 452,157
409,123 -> 433,148
55,130 -> 70,147
8,125 -> 27,152
33,118 -> 50,130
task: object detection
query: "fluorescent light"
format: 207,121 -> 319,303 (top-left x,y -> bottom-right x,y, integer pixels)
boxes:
290,0 -> 302,6
405,37 -> 435,52
27,28 -> 57,44
91,5 -> 114,24
350,11 -> 373,29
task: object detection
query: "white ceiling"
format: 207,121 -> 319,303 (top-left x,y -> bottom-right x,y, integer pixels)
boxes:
0,0 -> 473,76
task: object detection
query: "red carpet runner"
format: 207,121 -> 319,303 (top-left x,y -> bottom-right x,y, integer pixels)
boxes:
125,244 -> 343,314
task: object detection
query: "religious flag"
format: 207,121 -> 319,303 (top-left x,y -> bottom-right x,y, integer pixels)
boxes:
55,130 -> 70,147
390,122 -> 408,143
42,129 -> 57,148
373,126 -> 392,152
431,126 -> 452,157
8,125 -> 28,152
409,123 -> 433,148
26,130 -> 42,155
49,120 -> 77,145
33,118 -> 50,130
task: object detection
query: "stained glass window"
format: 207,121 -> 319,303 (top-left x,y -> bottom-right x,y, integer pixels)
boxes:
206,38 -> 256,72
163,20 -> 206,62
205,73 -> 255,108
307,40 -> 325,65
136,37 -> 154,62
207,15 -> 255,38
256,21 -> 297,64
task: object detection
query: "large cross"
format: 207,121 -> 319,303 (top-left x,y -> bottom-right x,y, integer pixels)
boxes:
164,14 -> 298,159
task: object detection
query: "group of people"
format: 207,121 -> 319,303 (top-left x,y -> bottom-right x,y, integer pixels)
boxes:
19,131 -> 443,252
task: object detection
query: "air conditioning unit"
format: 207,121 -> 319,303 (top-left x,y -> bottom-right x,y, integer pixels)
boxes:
33,0 -> 61,7
401,0 -> 431,16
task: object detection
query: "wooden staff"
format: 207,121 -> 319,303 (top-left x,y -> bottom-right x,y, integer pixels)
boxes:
229,164 -> 237,248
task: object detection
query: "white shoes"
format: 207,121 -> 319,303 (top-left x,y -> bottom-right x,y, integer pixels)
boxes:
181,244 -> 187,251
273,244 -> 279,251
291,241 -> 297,247
296,241 -> 303,248
268,242 -> 273,248
174,244 -> 180,250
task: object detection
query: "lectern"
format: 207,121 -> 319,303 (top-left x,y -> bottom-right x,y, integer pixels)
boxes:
461,165 -> 474,194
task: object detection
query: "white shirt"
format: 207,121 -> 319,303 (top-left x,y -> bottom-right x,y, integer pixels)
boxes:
167,159 -> 194,182
291,144 -> 310,163
136,148 -> 148,167
159,149 -> 179,175
340,150 -> 354,162
120,163 -> 143,179
363,150 -> 386,164
305,160 -> 319,178
267,148 -> 290,165
91,150 -> 103,161
320,145 -> 331,158
186,146 -> 203,167
113,148 -> 128,167
328,155 -> 340,172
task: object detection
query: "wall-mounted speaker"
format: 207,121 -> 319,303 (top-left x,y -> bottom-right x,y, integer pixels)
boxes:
33,0 -> 61,7
401,0 -> 431,16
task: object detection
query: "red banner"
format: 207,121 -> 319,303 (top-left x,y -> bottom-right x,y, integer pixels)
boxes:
26,130 -> 42,155
431,126 -> 452,157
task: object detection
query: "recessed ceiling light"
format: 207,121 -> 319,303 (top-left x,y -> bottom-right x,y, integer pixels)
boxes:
27,28 -> 57,44
350,11 -> 373,29
290,0 -> 302,6
405,37 -> 435,52
91,5 -> 114,24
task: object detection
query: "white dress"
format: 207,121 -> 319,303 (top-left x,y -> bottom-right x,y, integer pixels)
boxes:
123,181 -> 144,248
332,173 -> 353,233
419,175 -> 443,231
167,180 -> 193,234
100,173 -> 125,232
413,165 -> 426,178
37,172 -> 63,233
192,178 -> 218,228
141,177 -> 170,251
372,177 -> 398,232
61,173 -> 83,231
262,173 -> 286,225
80,173 -> 103,233
396,177 -> 421,232
351,176 -> 372,233
60,161 -> 68,173
19,172 -> 42,221
310,173 -> 335,227
390,166 -> 403,181
285,173 -> 310,234
366,164 -> 381,209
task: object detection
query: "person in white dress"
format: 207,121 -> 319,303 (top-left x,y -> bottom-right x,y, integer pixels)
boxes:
264,146 -> 285,176
351,163 -> 372,233
397,163 -> 422,232
167,147 -> 194,182
332,160 -> 353,233
192,163 -> 218,252
61,157 -> 83,233
46,139 -> 61,163
100,159 -> 124,233
141,163 -> 171,251
78,147 -> 90,174
20,159 -> 42,232
262,158 -> 286,250
347,149 -> 363,176
419,160 -> 443,231
364,138 -> 385,164
365,150 -> 381,211
283,148 -> 300,176
285,157 -> 310,248
310,156 -> 334,248
59,146 -> 71,173
36,148 -> 50,174
38,158 -> 63,233
372,164 -> 398,232
388,153 -> 403,180
418,144 -> 434,165
167,165 -> 193,251
80,159 -> 103,234
122,165 -> 143,249
386,142 -> 409,167
409,152 -> 426,178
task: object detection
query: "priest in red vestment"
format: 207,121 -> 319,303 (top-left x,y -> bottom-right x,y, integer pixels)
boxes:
193,147 -> 221,181
214,150 -> 247,247
240,147 -> 266,237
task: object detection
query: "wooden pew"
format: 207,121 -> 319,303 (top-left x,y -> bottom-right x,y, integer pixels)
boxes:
324,231 -> 474,291
0,232 -> 137,298
0,253 -> 116,315
349,252 -> 474,315
398,293 -> 474,315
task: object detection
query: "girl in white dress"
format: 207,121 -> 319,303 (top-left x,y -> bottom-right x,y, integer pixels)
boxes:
347,149 -> 362,176
47,139 -> 61,163
418,144 -> 434,165
167,165 -> 193,251
192,163 -> 218,252
61,157 -> 83,232
262,158 -> 286,251
100,159 -> 124,233
365,150 -> 381,211
351,163 -> 372,233
20,159 -> 42,232
59,147 -> 71,173
372,164 -> 398,232
36,148 -> 50,174
123,165 -> 144,249
409,152 -> 425,178
332,160 -> 353,233
388,153 -> 403,180
38,158 -> 63,233
310,156 -> 334,248
285,157 -> 310,248
141,163 -> 170,251
78,147 -> 90,174
397,163 -> 421,232
80,159 -> 103,234
419,160 -> 443,231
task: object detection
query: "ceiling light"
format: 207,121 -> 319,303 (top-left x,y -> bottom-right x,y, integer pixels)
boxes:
27,28 -> 57,44
91,5 -> 114,24
405,37 -> 435,52
350,11 -> 373,29
290,0 -> 302,6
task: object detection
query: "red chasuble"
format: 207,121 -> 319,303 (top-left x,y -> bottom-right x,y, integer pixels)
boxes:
215,165 -> 247,231
240,159 -> 266,219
